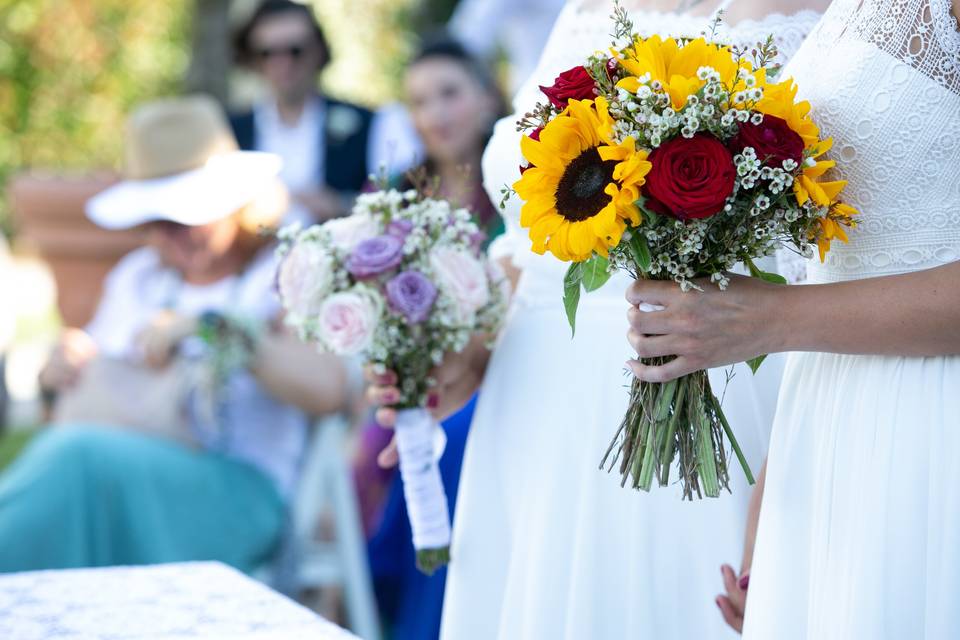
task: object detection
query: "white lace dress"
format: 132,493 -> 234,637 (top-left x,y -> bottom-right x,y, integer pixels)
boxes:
440,4 -> 821,639
742,1 -> 960,638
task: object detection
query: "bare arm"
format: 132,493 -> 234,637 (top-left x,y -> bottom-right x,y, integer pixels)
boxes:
250,329 -> 350,416
626,261 -> 960,382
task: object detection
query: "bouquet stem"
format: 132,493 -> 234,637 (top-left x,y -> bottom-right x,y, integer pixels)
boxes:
601,366 -> 754,500
394,408 -> 452,575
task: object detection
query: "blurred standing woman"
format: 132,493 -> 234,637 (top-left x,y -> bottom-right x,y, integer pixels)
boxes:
398,38 -> 506,242
0,96 -> 350,573
359,37 -> 506,640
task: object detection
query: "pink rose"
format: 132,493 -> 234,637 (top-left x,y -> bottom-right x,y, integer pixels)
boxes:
278,241 -> 334,320
429,247 -> 490,324
317,289 -> 381,356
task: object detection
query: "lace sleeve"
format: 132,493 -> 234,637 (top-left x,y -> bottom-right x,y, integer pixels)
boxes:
821,0 -> 960,93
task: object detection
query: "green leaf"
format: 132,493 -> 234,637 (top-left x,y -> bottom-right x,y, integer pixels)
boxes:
628,233 -> 652,272
745,257 -> 788,285
634,195 -> 657,220
581,254 -> 612,292
563,262 -> 583,337
746,354 -> 767,374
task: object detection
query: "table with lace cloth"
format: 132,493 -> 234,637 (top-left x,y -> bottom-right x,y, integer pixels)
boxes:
0,562 -> 358,640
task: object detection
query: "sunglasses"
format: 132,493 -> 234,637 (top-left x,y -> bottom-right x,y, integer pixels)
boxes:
255,42 -> 311,61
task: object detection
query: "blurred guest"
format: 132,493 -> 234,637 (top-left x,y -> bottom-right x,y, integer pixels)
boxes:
449,0 -> 566,93
0,95 -> 351,574
231,0 -> 420,224
399,37 -> 506,242
356,37 -> 505,640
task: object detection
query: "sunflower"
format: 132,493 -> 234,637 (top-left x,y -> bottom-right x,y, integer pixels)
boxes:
614,36 -> 756,110
514,98 -> 651,262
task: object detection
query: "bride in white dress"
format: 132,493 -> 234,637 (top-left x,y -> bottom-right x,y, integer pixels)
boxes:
434,1 -> 829,638
623,0 -> 960,637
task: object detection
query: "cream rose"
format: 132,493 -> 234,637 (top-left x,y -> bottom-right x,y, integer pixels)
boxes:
317,289 -> 381,356
323,213 -> 379,253
429,247 -> 490,324
277,241 -> 334,320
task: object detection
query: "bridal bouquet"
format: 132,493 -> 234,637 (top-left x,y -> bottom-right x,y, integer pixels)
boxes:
511,6 -> 857,499
276,189 -> 509,572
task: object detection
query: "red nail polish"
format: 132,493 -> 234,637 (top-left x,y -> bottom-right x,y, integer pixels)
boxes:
426,393 -> 439,409
738,574 -> 750,590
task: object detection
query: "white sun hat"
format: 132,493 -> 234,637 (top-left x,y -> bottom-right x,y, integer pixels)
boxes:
86,95 -> 283,230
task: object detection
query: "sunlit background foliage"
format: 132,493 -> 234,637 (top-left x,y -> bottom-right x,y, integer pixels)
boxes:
0,0 -> 459,238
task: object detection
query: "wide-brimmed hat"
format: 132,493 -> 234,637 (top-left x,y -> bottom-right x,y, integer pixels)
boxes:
86,95 -> 282,230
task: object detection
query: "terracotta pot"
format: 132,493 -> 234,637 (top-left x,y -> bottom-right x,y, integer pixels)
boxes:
8,172 -> 143,328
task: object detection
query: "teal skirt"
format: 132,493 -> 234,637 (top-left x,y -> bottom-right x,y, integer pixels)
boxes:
0,425 -> 285,574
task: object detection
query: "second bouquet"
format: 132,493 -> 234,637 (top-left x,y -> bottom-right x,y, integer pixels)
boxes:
276,188 -> 509,572
512,9 -> 857,500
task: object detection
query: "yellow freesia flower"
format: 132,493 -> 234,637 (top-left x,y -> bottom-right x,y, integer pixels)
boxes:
793,138 -> 848,208
514,97 -> 651,262
815,202 -> 859,261
614,36 -> 755,110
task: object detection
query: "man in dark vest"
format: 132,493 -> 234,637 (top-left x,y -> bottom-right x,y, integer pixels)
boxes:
231,0 -> 378,224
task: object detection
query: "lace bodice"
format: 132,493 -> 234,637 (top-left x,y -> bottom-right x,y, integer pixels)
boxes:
785,0 -> 960,283
483,2 -> 822,303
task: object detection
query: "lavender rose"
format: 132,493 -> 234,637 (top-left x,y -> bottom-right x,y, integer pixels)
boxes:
387,219 -> 414,238
386,270 -> 437,324
347,234 -> 404,279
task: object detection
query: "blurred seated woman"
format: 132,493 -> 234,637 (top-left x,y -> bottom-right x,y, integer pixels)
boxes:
353,37 -> 505,640
0,95 -> 351,574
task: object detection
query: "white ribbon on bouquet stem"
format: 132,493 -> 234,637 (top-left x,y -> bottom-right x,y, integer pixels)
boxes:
394,407 -> 452,550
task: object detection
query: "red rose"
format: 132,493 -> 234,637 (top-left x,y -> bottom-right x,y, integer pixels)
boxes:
729,114 -> 804,168
519,127 -> 543,174
539,66 -> 597,109
643,134 -> 736,220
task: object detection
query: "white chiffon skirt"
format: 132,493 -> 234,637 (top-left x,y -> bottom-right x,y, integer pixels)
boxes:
743,351 -> 960,639
440,271 -> 781,640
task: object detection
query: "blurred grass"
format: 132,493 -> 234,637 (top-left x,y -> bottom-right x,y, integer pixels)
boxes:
0,426 -> 38,471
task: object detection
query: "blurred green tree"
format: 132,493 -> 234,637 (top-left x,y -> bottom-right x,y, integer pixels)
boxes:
0,0 -> 190,238
0,0 -> 461,239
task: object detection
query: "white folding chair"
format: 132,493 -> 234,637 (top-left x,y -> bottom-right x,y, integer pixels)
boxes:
259,414 -> 382,640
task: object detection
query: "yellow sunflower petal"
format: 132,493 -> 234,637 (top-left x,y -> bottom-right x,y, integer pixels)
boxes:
520,135 -> 563,173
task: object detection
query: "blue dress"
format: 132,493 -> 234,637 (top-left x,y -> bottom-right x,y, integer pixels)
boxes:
367,395 -> 476,640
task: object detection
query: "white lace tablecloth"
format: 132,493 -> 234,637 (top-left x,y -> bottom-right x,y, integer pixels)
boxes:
0,562 -> 358,640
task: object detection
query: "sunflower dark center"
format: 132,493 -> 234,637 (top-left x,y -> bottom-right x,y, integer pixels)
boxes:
554,148 -> 618,222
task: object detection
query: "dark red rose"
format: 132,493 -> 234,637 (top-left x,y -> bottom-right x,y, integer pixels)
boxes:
539,66 -> 597,109
729,114 -> 804,168
643,134 -> 736,220
519,127 -> 543,174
